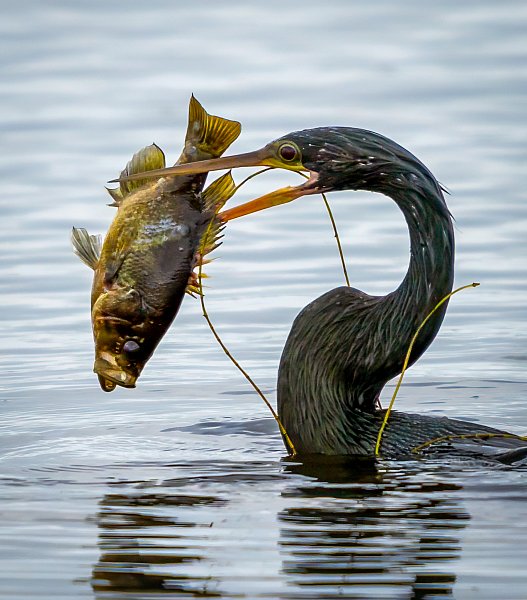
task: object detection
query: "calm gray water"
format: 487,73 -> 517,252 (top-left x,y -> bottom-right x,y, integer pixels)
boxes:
1,1 -> 527,598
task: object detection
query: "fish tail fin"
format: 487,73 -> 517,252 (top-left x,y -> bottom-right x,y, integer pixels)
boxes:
71,227 -> 102,270
185,95 -> 241,157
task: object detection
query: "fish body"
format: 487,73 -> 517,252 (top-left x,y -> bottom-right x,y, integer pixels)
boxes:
73,97 -> 239,391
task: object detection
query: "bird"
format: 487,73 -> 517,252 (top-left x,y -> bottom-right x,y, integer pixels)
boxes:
116,126 -> 527,462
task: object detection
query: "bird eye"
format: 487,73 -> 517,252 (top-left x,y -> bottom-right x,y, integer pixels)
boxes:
278,143 -> 298,162
122,339 -> 141,356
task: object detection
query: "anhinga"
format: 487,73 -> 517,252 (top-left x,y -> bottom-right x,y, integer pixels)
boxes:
117,126 -> 526,461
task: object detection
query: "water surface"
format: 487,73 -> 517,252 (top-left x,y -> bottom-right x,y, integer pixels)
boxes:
1,1 -> 526,598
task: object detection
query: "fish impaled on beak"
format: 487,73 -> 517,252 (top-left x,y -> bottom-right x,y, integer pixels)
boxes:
72,96 -> 240,391
111,133 -> 326,222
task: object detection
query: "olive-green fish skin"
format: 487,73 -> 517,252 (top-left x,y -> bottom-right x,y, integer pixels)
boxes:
92,179 -> 212,390
88,98 -> 240,391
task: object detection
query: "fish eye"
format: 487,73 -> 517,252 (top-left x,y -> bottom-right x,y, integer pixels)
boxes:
122,339 -> 141,356
278,143 -> 299,162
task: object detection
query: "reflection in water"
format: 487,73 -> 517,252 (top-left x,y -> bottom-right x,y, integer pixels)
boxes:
91,459 -> 469,599
279,459 -> 467,599
92,491 -> 228,598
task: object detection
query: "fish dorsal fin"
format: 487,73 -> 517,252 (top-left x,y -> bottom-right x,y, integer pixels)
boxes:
119,143 -> 166,196
201,171 -> 236,212
185,95 -> 241,157
105,186 -> 124,207
71,227 -> 102,270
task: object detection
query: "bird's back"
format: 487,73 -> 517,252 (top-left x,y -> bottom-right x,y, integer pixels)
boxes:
376,410 -> 527,465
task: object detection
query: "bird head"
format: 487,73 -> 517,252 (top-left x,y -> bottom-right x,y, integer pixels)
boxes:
113,127 -> 440,220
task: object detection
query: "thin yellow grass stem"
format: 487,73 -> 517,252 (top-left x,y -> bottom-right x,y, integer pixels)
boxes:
296,172 -> 350,287
374,282 -> 480,456
197,173 -> 297,457
411,432 -> 527,454
233,167 -> 274,192
195,168 -> 349,456
321,192 -> 350,287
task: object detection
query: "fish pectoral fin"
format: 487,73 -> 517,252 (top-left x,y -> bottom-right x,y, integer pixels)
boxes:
103,245 -> 131,283
202,171 -> 236,212
71,227 -> 102,270
103,259 -> 122,283
184,95 -> 241,157
102,231 -> 135,282
119,143 -> 166,197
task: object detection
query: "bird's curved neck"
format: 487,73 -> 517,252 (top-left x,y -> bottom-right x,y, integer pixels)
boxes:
278,171 -> 455,455
389,184 -> 455,363
385,185 -> 454,358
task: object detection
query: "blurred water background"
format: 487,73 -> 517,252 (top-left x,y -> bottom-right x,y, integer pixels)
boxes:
1,1 -> 526,598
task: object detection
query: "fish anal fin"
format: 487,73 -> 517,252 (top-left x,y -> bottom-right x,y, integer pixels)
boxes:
201,171 -> 236,212
71,227 -> 102,270
192,171 -> 234,264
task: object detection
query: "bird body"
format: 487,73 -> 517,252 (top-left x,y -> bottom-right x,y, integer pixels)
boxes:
277,128 -> 456,455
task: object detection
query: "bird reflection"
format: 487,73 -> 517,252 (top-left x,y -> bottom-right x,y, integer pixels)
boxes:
91,491 -> 227,598
279,458 -> 468,599
90,458 -> 469,599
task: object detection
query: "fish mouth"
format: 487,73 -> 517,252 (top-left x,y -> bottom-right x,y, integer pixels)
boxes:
94,356 -> 138,391
97,375 -> 117,392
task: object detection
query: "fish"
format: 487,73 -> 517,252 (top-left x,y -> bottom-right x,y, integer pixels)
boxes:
72,96 -> 240,392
